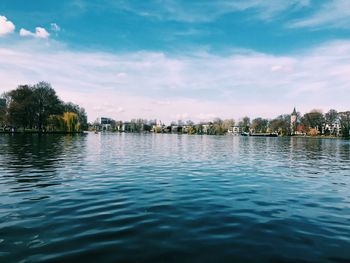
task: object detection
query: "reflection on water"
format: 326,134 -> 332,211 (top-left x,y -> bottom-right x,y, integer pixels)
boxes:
0,134 -> 87,194
0,133 -> 350,262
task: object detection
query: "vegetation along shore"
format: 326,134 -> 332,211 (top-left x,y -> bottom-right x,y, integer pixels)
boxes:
0,82 -> 87,133
1,82 -> 349,138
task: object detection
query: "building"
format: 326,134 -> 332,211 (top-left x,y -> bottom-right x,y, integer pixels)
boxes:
95,117 -> 112,131
227,125 -> 243,135
323,120 -> 341,136
201,123 -> 212,134
290,107 -> 298,135
121,122 -> 135,132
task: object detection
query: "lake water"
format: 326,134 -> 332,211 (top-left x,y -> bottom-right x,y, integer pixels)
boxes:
0,133 -> 350,262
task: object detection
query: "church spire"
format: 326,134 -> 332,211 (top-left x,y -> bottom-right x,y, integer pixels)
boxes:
290,107 -> 298,135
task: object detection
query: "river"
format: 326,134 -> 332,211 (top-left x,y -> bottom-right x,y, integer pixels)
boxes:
0,133 -> 349,262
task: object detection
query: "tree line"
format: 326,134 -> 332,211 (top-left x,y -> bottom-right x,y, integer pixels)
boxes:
235,109 -> 349,137
0,82 -> 88,132
94,109 -> 350,137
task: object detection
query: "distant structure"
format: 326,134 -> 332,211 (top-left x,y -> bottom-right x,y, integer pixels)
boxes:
95,117 -> 112,131
227,125 -> 243,135
290,107 -> 298,135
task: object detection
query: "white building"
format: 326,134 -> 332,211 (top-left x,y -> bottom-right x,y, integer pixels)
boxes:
95,117 -> 112,131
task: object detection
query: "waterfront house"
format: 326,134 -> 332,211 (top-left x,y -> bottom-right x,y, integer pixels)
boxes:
94,117 -> 112,131
228,125 -> 243,135
323,120 -> 341,136
201,123 -> 212,134
152,121 -> 165,133
122,122 -> 136,132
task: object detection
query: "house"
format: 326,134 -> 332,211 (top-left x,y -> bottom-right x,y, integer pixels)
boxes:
228,126 -> 243,135
151,121 -> 164,133
323,120 -> 341,136
95,117 -> 112,131
122,122 -> 136,132
201,123 -> 212,134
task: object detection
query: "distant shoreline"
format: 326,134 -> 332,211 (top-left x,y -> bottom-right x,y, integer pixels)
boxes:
92,131 -> 349,139
0,131 -> 348,140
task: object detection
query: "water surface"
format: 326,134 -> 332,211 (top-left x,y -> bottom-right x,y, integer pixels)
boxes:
0,133 -> 350,262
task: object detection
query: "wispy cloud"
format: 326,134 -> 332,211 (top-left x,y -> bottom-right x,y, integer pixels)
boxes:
71,0 -> 350,32
0,15 -> 15,36
113,0 -> 310,23
0,39 -> 350,122
50,23 -> 61,32
20,27 -> 50,39
289,0 -> 350,29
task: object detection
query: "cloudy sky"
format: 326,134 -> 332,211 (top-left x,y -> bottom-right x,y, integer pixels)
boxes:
1,0 -> 350,123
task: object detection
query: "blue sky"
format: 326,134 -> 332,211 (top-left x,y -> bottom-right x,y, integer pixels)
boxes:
1,0 -> 350,122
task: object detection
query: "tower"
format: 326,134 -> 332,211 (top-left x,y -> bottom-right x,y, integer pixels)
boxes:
290,107 -> 297,135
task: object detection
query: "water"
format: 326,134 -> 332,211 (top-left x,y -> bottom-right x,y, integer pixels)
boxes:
0,133 -> 350,263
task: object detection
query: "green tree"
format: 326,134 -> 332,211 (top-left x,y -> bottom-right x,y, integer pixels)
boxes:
47,114 -> 64,131
238,117 -> 250,132
223,119 -> 235,132
251,117 -> 269,133
7,85 -> 35,129
63,112 -> 80,132
339,111 -> 350,138
269,114 -> 290,135
33,82 -> 63,131
325,109 -> 338,124
0,97 -> 7,127
3,82 -> 87,132
64,102 -> 88,130
302,110 -> 325,135
212,118 -> 225,135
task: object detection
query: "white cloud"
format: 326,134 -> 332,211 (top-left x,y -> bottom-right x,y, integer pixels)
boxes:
50,23 -> 61,32
271,65 -> 293,73
20,27 -> 50,39
19,28 -> 33,37
33,27 -> 50,38
0,40 -> 350,123
271,65 -> 282,72
0,16 -> 15,36
289,0 -> 350,29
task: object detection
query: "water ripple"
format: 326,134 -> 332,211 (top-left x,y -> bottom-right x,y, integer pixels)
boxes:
0,134 -> 350,262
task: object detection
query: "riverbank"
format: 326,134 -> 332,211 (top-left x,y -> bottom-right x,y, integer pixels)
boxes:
92,130 -> 349,139
2,130 -> 347,140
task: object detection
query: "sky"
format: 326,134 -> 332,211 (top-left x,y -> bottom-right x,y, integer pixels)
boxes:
1,0 -> 350,123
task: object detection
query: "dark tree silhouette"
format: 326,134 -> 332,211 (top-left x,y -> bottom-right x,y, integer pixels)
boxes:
33,82 -> 63,131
